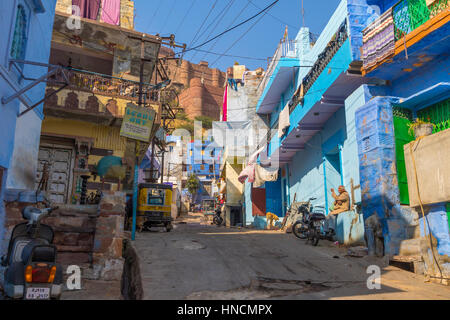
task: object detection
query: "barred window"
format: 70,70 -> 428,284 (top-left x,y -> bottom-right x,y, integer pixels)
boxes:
10,5 -> 28,65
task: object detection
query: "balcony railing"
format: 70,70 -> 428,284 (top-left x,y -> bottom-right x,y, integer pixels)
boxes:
393,0 -> 449,41
289,20 -> 348,113
257,39 -> 296,97
49,67 -> 159,102
361,0 -> 448,71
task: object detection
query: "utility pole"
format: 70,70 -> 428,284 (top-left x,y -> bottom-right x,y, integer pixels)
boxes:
160,117 -> 166,184
130,33 -> 153,241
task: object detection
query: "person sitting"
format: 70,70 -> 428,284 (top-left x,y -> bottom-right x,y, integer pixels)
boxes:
324,185 -> 350,238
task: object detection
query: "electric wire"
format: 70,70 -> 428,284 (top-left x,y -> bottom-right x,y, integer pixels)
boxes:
160,0 -> 179,34
190,0 -> 236,61
171,0 -> 280,58
200,0 -> 252,61
186,0 -> 219,57
144,0 -> 164,34
175,0 -> 198,34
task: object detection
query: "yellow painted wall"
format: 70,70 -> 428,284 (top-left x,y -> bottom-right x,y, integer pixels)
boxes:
42,116 -> 128,194
225,161 -> 244,205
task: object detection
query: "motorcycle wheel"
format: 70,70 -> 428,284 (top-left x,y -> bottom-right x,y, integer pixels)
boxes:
213,216 -> 222,226
292,221 -> 307,239
311,228 -> 320,246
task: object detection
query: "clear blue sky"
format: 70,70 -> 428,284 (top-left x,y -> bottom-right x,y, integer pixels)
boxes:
134,0 -> 341,72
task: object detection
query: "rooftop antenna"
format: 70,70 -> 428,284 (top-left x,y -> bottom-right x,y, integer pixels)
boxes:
301,0 -> 305,27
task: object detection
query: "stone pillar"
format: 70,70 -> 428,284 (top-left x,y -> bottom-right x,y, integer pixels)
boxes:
355,96 -> 400,255
92,191 -> 126,281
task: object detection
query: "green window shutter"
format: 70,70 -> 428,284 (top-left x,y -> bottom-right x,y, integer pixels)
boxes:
393,107 -> 414,205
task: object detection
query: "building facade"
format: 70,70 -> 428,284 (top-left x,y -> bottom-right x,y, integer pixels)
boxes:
0,0 -> 57,254
354,0 -> 450,279
243,0 -> 449,278
38,1 -> 162,205
186,138 -> 222,203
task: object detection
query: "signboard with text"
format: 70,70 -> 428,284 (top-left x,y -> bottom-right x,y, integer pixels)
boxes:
120,103 -> 156,142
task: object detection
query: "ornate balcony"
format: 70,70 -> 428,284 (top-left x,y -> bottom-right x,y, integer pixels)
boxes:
257,39 -> 296,97
361,0 -> 449,75
44,68 -> 160,125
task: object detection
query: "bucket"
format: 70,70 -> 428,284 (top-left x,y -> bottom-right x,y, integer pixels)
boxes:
414,123 -> 433,139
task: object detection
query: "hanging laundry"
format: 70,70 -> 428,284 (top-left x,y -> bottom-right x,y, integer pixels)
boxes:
101,0 -> 121,25
222,84 -> 227,121
72,0 -> 100,20
362,8 -> 395,70
278,103 -> 290,138
238,163 -> 255,184
253,165 -> 279,188
228,78 -> 238,91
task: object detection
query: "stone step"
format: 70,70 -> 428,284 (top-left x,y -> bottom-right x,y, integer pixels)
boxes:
390,255 -> 425,275
57,252 -> 92,265
398,238 -> 427,256
43,216 -> 96,230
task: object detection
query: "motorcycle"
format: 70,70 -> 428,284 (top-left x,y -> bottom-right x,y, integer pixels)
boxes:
212,206 -> 223,226
1,205 -> 63,299
292,197 -> 330,246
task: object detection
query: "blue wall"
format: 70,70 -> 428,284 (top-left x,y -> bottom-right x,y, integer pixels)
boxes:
265,178 -> 283,217
0,0 -> 57,255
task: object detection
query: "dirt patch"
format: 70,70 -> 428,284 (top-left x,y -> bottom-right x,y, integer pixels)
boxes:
186,277 -> 340,300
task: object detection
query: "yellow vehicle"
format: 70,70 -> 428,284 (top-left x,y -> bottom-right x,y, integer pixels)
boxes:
137,183 -> 173,232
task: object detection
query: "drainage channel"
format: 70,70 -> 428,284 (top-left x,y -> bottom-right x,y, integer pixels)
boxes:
121,239 -> 144,300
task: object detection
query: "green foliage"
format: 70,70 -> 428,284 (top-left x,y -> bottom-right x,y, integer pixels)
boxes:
177,122 -> 194,135
194,115 -> 214,130
176,111 -> 189,121
186,174 -> 200,196
407,118 -> 435,136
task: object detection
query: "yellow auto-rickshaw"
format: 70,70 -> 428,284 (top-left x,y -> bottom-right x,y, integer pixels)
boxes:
137,183 -> 173,232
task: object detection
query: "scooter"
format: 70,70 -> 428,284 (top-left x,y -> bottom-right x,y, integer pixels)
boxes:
213,207 -> 223,226
291,198 -> 331,246
1,205 -> 63,299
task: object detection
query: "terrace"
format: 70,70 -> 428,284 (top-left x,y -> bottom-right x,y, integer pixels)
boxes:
361,0 -> 449,77
256,38 -> 298,114
44,67 -> 161,125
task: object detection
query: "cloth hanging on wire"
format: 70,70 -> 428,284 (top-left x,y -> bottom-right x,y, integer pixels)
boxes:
278,103 -> 290,138
253,165 -> 279,188
361,8 -> 395,70
72,0 -> 100,20
238,163 -> 255,184
101,0 -> 121,25
222,84 -> 228,121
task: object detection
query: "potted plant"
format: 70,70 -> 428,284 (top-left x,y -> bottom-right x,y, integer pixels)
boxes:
408,118 -> 435,139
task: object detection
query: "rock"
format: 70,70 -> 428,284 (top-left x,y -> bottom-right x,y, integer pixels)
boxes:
347,246 -> 369,257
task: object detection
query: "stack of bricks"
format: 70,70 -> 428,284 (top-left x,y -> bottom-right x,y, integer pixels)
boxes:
120,0 -> 135,30
92,191 -> 127,281
54,0 -> 135,30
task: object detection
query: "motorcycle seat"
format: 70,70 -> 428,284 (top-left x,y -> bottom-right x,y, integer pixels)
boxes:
310,213 -> 326,220
21,240 -> 55,264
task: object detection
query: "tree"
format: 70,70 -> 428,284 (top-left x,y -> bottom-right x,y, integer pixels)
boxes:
194,115 -> 214,130
186,174 -> 200,199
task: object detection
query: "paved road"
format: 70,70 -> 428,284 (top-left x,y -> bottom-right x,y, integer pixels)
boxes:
134,213 -> 450,300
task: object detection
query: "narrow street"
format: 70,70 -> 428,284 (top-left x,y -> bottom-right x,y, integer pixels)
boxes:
135,213 -> 450,300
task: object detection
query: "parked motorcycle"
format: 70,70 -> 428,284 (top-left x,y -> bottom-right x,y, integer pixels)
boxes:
213,206 -> 224,226
1,205 -> 63,299
292,198 -> 329,246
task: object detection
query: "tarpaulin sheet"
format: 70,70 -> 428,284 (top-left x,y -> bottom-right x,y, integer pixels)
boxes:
254,165 -> 279,188
212,121 -> 252,148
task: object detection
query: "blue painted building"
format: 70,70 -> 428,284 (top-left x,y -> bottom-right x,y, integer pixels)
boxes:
252,0 -> 374,228
0,0 -> 57,254
186,138 -> 222,203
352,0 -> 450,275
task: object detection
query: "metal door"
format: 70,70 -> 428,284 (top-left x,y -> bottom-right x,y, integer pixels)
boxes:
36,146 -> 73,204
